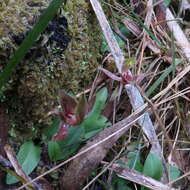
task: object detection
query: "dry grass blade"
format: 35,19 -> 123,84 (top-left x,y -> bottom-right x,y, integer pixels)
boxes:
125,84 -> 163,159
154,64 -> 190,101
136,85 -> 181,168
166,8 -> 190,59
110,164 -> 178,190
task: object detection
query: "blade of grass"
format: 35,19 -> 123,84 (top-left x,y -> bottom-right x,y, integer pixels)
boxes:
177,0 -> 183,16
0,0 -> 64,89
171,31 -> 176,79
123,0 -> 165,51
146,59 -> 182,97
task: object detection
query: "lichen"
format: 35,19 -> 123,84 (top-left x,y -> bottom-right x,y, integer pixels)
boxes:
0,0 -> 102,139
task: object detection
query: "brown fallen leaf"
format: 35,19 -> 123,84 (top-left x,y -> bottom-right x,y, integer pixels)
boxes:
154,1 -> 167,30
123,19 -> 142,37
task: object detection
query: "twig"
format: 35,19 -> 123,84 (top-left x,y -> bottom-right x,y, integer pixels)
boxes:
137,0 -> 153,74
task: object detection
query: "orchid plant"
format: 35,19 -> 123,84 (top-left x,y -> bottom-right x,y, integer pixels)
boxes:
52,90 -> 88,141
99,57 -> 145,100
46,87 -> 109,161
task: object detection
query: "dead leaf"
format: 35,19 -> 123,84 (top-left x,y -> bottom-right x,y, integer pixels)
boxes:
154,2 -> 167,30
123,19 -> 142,37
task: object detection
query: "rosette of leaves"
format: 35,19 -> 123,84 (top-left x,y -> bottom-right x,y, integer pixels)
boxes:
45,87 -> 111,161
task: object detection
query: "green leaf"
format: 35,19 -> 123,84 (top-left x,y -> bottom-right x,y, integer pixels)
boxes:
48,141 -> 62,162
142,153 -> 163,181
84,129 -> 102,139
83,87 -> 108,133
164,0 -> 171,7
127,151 -> 143,172
0,0 -> 64,89
6,141 -> 41,184
48,125 -> 85,161
60,125 -> 85,146
44,119 -> 61,140
111,172 -> 131,190
119,25 -> 132,38
169,165 -> 180,181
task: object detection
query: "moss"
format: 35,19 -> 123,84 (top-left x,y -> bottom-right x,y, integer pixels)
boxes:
0,0 -> 102,139
61,0 -> 102,92
0,0 -> 50,51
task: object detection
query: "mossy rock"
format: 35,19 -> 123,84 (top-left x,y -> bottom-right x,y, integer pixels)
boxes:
0,0 -> 102,139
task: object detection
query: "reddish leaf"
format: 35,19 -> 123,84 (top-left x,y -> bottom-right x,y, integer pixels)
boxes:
102,99 -> 114,119
99,66 -> 121,81
59,90 -> 77,117
54,91 -> 90,141
65,114 -> 78,126
75,93 -> 88,125
52,122 -> 69,141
